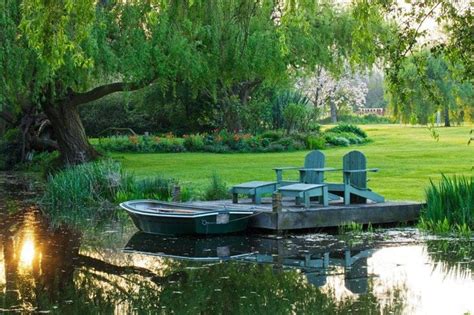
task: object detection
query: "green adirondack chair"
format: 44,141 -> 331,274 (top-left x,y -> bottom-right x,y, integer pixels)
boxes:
328,150 -> 384,205
274,150 -> 331,185
274,150 -> 339,207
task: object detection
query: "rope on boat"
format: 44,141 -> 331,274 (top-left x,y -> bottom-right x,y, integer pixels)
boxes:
200,211 -> 263,226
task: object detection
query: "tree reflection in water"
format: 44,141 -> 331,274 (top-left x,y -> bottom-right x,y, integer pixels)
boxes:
0,209 -> 409,314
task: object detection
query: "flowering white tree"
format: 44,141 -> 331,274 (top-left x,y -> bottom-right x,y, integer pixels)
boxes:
296,66 -> 368,123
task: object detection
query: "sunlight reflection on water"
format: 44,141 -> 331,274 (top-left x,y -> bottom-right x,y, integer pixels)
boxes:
369,246 -> 474,315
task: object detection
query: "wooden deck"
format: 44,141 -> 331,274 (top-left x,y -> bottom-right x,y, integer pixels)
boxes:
187,198 -> 423,231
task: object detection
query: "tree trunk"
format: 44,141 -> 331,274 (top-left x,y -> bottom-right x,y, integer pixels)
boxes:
43,102 -> 99,165
330,97 -> 337,124
443,105 -> 450,127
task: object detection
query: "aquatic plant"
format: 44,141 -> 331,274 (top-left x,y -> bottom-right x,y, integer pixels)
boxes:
116,176 -> 176,203
420,174 -> 474,234
203,172 -> 230,201
41,159 -> 177,227
338,221 -> 364,234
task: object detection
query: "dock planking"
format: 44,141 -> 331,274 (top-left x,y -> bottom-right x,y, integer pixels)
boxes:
187,198 -> 423,231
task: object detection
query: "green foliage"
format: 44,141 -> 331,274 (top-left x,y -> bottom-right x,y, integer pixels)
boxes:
41,159 -> 177,227
318,114 -> 393,125
22,151 -> 61,176
203,173 -> 230,201
325,134 -> 350,147
338,221 -> 364,234
387,51 -> 473,126
95,126 -> 367,154
272,91 -> 312,131
306,135 -> 326,150
326,124 -> 368,138
41,160 -> 124,226
324,123 -> 369,146
283,103 -> 309,133
259,130 -> 284,142
420,175 -> 474,235
183,134 -> 205,151
79,94 -> 159,137
116,176 -> 176,203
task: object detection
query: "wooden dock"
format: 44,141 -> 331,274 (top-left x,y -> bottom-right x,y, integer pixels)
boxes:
188,198 -> 423,231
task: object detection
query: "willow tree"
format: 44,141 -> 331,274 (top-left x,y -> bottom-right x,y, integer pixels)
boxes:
1,0 -> 388,165
387,51 -> 473,126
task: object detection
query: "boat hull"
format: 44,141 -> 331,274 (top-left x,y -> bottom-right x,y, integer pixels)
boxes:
121,200 -> 253,235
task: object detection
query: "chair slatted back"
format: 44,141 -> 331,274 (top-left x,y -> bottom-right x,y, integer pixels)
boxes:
303,150 -> 325,184
343,150 -> 367,204
343,150 -> 367,189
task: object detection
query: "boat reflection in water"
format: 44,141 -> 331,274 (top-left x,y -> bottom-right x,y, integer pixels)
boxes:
124,232 -> 373,294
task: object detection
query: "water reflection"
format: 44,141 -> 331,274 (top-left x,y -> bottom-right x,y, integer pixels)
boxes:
0,207 -> 473,314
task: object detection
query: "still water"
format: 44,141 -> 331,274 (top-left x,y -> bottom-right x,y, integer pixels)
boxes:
0,174 -> 473,314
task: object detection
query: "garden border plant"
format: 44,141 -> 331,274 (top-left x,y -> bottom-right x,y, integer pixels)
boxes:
93,124 -> 369,154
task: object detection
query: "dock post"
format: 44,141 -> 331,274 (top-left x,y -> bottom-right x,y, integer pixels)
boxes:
272,192 -> 282,213
172,185 -> 181,202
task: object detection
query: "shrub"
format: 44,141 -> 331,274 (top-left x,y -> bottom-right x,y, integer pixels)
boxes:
276,137 -> 295,148
328,131 -> 364,144
307,123 -> 322,133
326,124 -> 367,139
203,144 -> 231,153
265,143 -> 285,152
183,134 -> 205,151
325,134 -> 350,147
203,173 -> 230,200
94,128 -> 369,154
259,130 -> 284,141
306,135 -> 326,150
420,175 -> 474,234
282,103 -> 308,133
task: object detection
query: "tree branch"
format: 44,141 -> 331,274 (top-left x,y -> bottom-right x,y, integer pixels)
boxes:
69,81 -> 152,107
0,109 -> 15,124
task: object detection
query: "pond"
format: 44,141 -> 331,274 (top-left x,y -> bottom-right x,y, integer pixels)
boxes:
0,173 -> 473,314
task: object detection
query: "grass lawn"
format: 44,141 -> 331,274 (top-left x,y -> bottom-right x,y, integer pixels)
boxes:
111,124 -> 473,201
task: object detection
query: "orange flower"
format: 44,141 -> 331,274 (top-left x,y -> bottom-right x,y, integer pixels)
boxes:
128,135 -> 139,145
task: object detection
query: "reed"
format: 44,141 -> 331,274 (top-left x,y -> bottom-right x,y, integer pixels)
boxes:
203,172 -> 230,201
116,176 -> 176,203
41,159 -> 177,227
420,174 -> 474,234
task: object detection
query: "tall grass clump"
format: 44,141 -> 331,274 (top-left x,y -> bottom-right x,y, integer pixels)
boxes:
203,173 -> 230,201
41,159 -> 177,227
116,176 -> 176,203
41,160 -> 123,226
419,175 -> 474,234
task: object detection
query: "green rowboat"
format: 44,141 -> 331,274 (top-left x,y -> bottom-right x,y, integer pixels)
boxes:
119,200 -> 254,235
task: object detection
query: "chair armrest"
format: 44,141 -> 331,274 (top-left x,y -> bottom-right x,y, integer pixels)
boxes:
273,166 -> 300,171
274,166 -> 300,183
343,168 -> 379,173
299,167 -> 339,172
